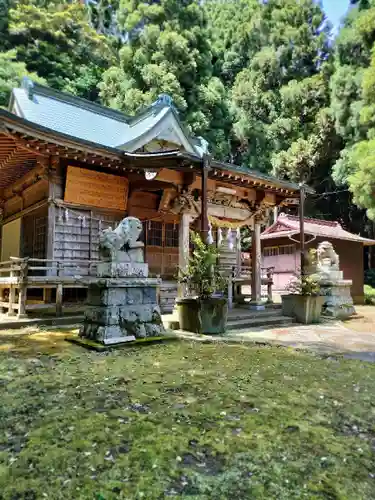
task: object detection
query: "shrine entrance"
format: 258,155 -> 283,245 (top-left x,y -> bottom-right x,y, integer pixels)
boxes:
143,221 -> 179,278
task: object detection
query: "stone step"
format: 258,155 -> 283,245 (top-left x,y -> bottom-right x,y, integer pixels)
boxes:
226,315 -> 295,330
227,309 -> 284,320
0,315 -> 84,331
235,303 -> 282,311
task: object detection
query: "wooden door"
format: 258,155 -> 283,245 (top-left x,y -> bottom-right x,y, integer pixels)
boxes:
144,221 -> 179,278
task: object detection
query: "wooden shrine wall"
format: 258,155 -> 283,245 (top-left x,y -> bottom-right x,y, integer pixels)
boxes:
53,207 -> 122,262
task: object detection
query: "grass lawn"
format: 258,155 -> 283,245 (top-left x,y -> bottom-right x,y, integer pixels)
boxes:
0,330 -> 375,499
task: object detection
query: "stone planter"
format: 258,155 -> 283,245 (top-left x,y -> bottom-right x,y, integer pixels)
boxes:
282,294 -> 324,324
176,297 -> 228,334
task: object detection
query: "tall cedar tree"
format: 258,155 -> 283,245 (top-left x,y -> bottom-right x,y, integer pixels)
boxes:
99,0 -> 232,159
1,0 -> 114,102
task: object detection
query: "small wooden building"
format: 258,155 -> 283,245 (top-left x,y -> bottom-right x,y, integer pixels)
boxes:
0,78 -> 302,317
261,214 -> 375,303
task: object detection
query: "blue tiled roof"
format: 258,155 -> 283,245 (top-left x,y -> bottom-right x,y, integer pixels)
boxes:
12,86 -> 133,148
11,79 -> 193,152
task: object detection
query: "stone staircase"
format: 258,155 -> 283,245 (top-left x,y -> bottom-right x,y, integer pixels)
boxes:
226,305 -> 295,331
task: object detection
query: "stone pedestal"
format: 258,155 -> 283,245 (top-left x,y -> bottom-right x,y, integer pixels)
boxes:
319,279 -> 355,320
310,241 -> 356,320
80,264 -> 165,345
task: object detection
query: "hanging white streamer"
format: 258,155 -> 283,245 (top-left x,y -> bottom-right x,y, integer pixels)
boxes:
236,227 -> 241,251
207,223 -> 214,245
228,229 -> 234,251
217,227 -> 223,247
65,209 -> 69,221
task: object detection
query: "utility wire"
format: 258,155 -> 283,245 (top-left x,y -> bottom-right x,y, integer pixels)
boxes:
310,189 -> 349,198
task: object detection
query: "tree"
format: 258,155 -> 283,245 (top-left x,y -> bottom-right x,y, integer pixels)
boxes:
330,0 -> 375,220
99,0 -> 231,159
0,50 -> 45,107
205,0 -> 260,85
6,1 -> 115,101
230,0 -> 332,177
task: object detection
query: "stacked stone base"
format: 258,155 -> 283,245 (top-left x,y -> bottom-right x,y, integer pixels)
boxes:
320,279 -> 356,320
80,278 -> 165,345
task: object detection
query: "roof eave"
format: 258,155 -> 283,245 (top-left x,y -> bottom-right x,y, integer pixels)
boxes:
261,229 -> 375,245
210,160 -> 307,193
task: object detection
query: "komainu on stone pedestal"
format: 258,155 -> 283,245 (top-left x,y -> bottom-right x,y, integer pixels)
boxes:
80,217 -> 165,345
314,241 -> 355,320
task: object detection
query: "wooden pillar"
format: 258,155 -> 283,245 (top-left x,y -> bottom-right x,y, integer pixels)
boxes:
178,213 -> 192,297
17,285 -> 27,319
8,259 -> 17,316
17,258 -> 29,319
250,218 -> 264,309
47,202 -> 55,275
201,155 -> 210,243
8,287 -> 16,316
56,283 -> 63,317
299,183 -> 306,276
266,268 -> 273,304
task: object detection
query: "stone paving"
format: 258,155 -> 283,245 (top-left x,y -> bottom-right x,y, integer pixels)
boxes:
176,306 -> 375,361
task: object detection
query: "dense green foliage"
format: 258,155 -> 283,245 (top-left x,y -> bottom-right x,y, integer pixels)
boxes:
1,0 -> 115,102
178,231 -> 227,298
2,0 -> 375,230
330,0 -> 375,220
98,0 -> 231,159
0,50 -> 45,107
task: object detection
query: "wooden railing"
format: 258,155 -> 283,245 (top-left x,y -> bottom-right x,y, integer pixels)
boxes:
0,257 -> 275,317
219,265 -> 275,308
0,257 -> 100,318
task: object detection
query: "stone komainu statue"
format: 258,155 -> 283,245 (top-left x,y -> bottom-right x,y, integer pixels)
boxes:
99,216 -> 144,263
317,241 -> 339,271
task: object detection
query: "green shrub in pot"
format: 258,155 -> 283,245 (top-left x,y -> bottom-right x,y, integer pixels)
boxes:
176,232 -> 228,334
282,273 -> 324,324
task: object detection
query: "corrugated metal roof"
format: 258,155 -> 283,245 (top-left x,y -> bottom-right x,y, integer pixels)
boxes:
261,214 -> 375,245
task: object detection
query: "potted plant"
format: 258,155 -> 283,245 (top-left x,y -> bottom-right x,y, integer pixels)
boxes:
282,273 -> 324,324
176,232 -> 228,334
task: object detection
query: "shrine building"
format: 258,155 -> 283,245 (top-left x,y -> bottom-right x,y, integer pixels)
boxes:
0,78 -> 302,317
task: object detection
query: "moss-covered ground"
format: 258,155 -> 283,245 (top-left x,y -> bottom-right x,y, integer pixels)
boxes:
0,329 -> 374,499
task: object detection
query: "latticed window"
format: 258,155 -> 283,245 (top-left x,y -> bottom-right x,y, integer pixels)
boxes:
165,223 -> 179,248
146,221 -> 163,246
23,214 -> 47,259
263,244 -> 295,257
263,246 -> 278,257
279,244 -> 295,255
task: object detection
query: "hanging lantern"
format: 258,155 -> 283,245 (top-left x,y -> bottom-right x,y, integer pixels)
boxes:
65,209 -> 69,221
82,216 -> 86,228
217,227 -> 223,247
